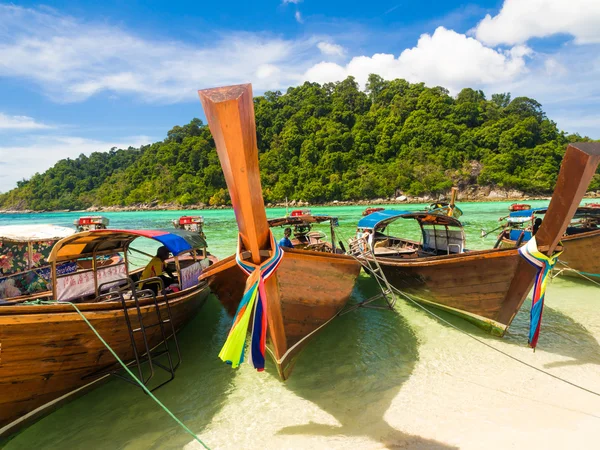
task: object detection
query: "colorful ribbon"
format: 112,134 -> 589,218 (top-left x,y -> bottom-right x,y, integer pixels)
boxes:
218,232 -> 284,371
518,236 -> 562,349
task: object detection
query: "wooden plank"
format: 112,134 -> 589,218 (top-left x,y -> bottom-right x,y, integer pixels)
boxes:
198,85 -> 270,262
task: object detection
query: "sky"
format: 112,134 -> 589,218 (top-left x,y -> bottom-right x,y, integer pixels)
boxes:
1,0 -> 600,193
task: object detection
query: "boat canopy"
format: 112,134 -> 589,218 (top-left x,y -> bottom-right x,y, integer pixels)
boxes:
48,229 -> 207,263
358,210 -> 462,230
0,225 -> 74,243
358,210 -> 413,230
508,207 -> 546,219
268,214 -> 339,227
508,206 -> 600,220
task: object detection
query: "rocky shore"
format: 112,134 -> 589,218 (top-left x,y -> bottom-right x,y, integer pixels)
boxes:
2,187 -> 599,214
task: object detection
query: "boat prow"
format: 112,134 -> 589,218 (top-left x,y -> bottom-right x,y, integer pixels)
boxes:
198,84 -> 361,379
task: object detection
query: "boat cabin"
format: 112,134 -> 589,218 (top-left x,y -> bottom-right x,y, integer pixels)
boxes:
1,229 -> 210,304
268,214 -> 342,253
74,216 -> 109,232
356,210 -> 466,258
496,206 -> 600,247
0,225 -> 75,301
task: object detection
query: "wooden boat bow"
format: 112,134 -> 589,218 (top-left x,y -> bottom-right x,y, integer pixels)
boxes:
498,142 -> 600,326
198,84 -> 361,379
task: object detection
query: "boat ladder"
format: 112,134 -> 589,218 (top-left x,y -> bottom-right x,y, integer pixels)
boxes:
88,277 -> 182,392
342,237 -> 397,313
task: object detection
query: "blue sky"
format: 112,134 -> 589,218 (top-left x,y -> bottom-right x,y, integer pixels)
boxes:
1,0 -> 599,192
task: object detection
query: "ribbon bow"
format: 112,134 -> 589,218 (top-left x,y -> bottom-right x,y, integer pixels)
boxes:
518,236 -> 562,349
218,232 -> 284,371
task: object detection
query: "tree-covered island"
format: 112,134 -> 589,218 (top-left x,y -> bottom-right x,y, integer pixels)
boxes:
1,76 -> 598,211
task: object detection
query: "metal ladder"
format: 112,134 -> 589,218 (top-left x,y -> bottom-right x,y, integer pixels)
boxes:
90,277 -> 182,392
342,237 -> 397,314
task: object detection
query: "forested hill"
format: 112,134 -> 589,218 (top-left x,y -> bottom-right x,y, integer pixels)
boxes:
1,75 -> 598,211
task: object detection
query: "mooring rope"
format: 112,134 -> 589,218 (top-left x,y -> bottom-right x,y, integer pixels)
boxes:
557,260 -> 600,288
353,279 -> 600,399
31,300 -> 210,449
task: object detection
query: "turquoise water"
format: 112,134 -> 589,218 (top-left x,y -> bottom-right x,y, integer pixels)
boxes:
0,200 -> 558,257
2,202 -> 600,449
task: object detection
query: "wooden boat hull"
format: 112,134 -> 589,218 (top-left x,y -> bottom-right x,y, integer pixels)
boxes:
202,248 -> 361,379
0,284 -> 210,432
498,229 -> 600,279
376,248 -> 524,336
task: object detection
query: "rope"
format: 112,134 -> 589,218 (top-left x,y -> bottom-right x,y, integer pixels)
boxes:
382,285 -> 600,398
518,236 -> 563,348
557,260 -> 600,287
219,231 -> 283,371
33,300 -> 210,449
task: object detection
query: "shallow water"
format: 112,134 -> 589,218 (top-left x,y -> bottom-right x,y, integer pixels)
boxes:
1,202 -> 600,449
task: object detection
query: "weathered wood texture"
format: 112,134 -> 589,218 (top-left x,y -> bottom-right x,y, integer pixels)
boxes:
0,286 -> 210,430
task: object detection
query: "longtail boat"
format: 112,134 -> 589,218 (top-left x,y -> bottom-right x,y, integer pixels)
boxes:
268,213 -> 344,253
353,142 -> 600,336
197,84 -> 361,380
509,203 -> 532,212
494,206 -> 600,279
173,215 -> 206,238
74,216 -> 110,231
0,229 -> 212,433
426,187 -> 463,219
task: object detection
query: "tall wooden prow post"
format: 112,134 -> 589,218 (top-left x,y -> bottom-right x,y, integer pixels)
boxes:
198,83 -> 288,370
198,84 -> 270,264
498,142 -> 600,328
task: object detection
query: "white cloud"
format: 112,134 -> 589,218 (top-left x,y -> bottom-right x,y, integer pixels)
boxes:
0,135 -> 153,193
305,27 -> 531,93
0,5 -> 317,103
1,4 -> 599,140
282,0 -> 302,3
0,113 -> 52,131
317,42 -> 345,57
475,0 -> 600,46
295,11 -> 303,24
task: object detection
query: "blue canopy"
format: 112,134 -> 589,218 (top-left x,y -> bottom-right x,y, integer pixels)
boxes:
357,210 -> 413,230
508,207 -> 547,218
49,229 -> 207,262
